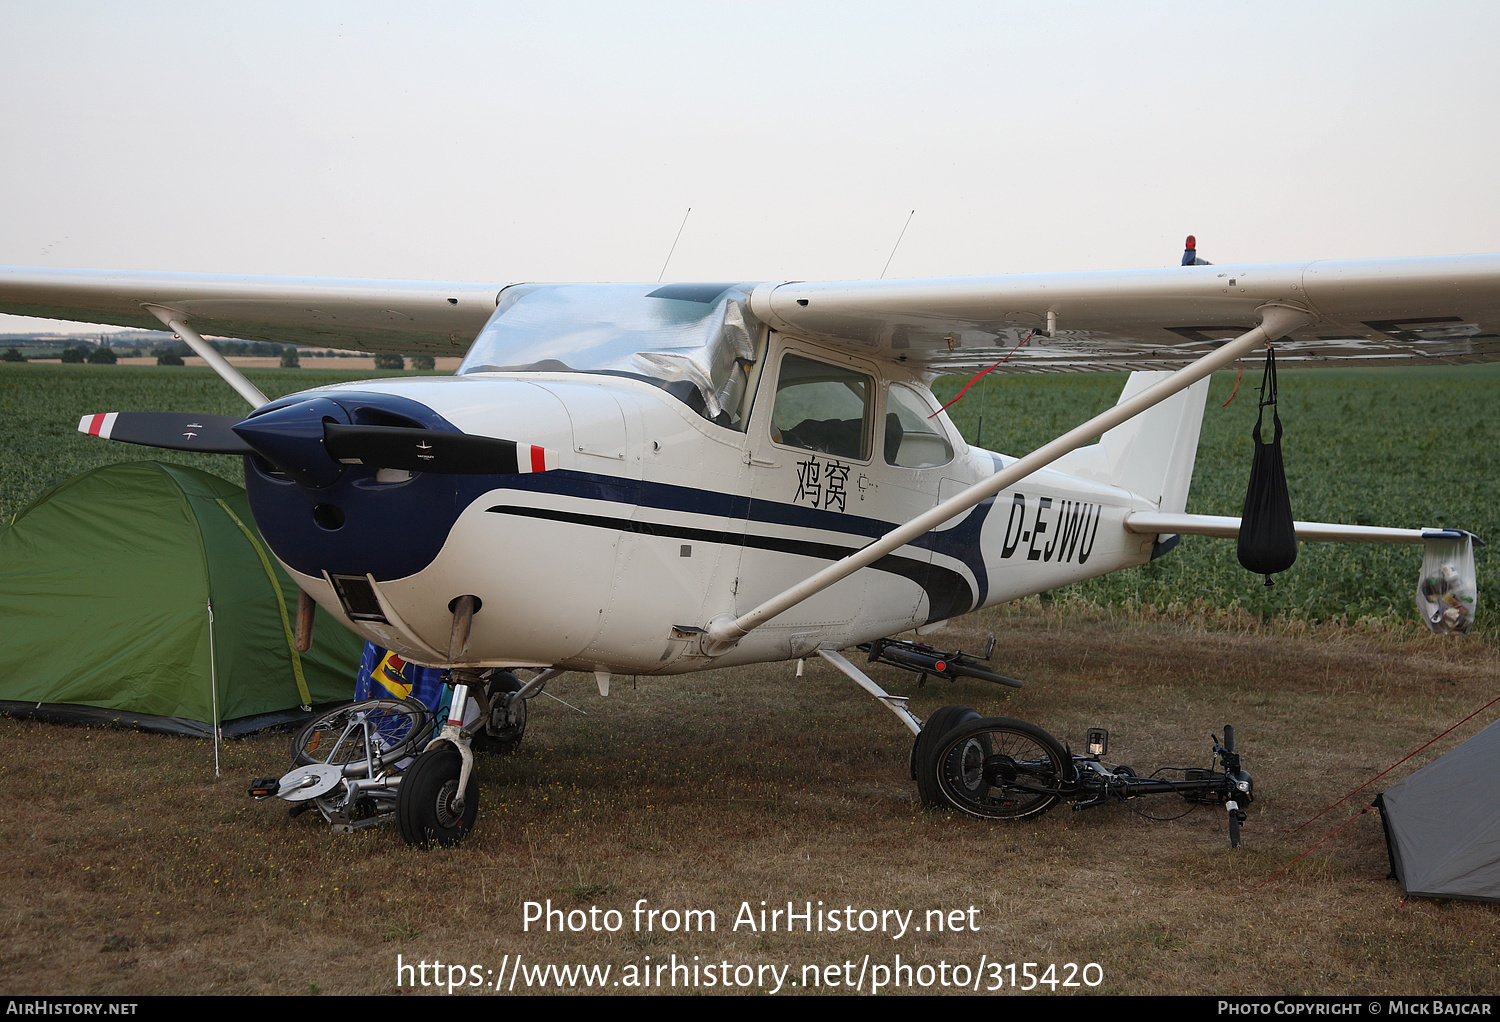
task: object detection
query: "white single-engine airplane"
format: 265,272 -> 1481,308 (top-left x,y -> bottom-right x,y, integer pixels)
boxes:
1,247 -> 1495,844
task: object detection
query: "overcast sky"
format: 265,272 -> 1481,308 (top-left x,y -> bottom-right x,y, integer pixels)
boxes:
3,1 -> 1497,333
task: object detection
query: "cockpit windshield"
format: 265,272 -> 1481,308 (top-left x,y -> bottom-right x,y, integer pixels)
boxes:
457,282 -> 762,427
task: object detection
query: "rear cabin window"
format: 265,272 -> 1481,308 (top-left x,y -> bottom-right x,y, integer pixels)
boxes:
884,384 -> 954,469
771,354 -> 873,462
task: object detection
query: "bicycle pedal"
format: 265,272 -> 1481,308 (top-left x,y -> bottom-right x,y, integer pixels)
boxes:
247,777 -> 281,800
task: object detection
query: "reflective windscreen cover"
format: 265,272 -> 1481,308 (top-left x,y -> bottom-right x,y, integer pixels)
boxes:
458,282 -> 761,423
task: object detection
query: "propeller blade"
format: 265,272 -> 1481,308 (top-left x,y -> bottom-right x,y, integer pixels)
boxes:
77,412 -> 253,454
323,423 -> 557,475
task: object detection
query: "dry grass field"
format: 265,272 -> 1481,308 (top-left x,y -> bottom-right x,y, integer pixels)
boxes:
2,603 -> 1496,997
2,361 -> 1496,996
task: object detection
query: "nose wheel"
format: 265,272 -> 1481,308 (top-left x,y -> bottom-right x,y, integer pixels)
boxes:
396,746 -> 478,847
396,598 -> 483,848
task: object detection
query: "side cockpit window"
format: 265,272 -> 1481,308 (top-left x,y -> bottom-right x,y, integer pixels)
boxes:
884,384 -> 954,469
771,353 -> 873,462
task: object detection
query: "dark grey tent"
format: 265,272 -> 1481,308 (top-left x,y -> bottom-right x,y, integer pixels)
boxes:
1377,718 -> 1500,902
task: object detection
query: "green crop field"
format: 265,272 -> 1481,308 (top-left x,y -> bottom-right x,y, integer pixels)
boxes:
935,363 -> 1499,630
2,361 -> 1498,999
0,363 -> 392,522
3,360 -> 1496,630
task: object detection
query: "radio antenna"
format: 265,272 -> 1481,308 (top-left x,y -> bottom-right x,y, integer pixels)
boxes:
658,207 -> 692,282
880,210 -> 915,279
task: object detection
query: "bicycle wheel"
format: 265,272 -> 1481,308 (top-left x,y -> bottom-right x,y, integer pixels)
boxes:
931,717 -> 1071,820
292,699 -> 433,776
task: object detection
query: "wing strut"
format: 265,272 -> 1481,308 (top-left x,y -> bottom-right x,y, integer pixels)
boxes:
144,304 -> 269,409
701,304 -> 1315,655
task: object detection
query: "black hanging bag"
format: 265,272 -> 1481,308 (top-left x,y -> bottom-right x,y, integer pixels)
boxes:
1237,347 -> 1297,583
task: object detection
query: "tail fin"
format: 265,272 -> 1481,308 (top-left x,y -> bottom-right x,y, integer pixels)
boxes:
1052,371 -> 1211,512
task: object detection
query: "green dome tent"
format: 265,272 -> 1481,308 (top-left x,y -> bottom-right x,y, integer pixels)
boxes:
0,462 -> 363,737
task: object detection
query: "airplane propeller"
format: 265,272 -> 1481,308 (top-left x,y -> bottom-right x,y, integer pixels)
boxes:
77,405 -> 555,483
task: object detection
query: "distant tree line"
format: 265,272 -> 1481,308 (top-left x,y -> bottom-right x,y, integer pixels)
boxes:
368,354 -> 436,370
59,345 -> 123,363
2,335 -> 445,370
150,339 -> 296,366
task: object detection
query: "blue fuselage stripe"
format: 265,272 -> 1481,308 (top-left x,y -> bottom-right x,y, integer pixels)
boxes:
249,461 -> 993,620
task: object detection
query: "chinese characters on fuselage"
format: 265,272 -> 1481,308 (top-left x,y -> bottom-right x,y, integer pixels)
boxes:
794,455 -> 852,512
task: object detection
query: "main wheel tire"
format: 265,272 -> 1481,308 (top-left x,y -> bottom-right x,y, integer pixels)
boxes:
471,671 -> 527,755
931,717 -> 1070,820
396,746 -> 479,848
292,699 -> 432,774
911,704 -> 981,808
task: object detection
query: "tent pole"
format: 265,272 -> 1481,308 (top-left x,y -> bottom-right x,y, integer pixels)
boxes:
208,598 -> 220,778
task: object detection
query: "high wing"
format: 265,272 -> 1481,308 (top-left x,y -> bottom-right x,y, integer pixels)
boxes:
0,267 -> 503,354
2,254 -> 1499,368
747,254 -> 1500,372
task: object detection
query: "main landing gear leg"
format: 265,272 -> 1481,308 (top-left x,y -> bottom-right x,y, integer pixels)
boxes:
816,649 -> 922,736
816,649 -> 983,809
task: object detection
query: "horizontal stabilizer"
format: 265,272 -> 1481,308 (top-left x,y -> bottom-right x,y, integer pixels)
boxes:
77,412 -> 253,454
1124,512 -> 1467,545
